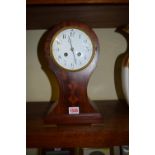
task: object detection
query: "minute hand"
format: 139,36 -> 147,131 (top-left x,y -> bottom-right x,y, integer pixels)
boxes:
68,37 -> 77,65
68,36 -> 74,51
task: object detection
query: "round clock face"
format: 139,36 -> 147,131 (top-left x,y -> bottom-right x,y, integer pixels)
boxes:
50,28 -> 94,71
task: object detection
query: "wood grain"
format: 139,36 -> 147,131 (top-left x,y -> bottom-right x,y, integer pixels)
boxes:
27,100 -> 129,148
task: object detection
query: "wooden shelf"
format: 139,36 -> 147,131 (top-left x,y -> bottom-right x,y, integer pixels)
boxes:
27,0 -> 128,5
26,100 -> 129,148
26,0 -> 129,29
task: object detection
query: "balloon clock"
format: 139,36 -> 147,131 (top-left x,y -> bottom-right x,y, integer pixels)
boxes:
44,21 -> 103,125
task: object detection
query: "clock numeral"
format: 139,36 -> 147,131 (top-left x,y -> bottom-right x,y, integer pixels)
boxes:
71,63 -> 74,68
86,47 -> 90,52
63,34 -> 66,39
84,39 -> 87,43
55,48 -> 59,52
57,41 -> 60,45
58,55 -> 61,60
84,55 -> 87,60
63,60 -> 67,66
70,29 -> 75,37
79,34 -> 81,39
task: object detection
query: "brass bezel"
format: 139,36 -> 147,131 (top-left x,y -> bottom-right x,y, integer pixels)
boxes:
50,26 -> 96,72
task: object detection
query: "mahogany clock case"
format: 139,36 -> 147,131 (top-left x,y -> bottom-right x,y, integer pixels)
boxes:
43,21 -> 103,125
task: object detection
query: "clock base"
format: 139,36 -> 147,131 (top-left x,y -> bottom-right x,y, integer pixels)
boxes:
44,113 -> 103,125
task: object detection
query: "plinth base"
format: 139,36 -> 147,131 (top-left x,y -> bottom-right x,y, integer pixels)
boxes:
44,113 -> 103,125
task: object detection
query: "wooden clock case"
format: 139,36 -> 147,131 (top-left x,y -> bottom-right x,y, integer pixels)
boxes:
44,21 -> 103,125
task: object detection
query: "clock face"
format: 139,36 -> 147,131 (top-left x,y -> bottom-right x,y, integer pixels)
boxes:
50,28 -> 94,71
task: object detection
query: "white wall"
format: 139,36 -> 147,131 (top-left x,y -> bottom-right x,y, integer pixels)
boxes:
26,28 -> 127,101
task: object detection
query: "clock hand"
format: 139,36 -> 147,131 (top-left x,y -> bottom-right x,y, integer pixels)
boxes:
72,50 -> 77,65
68,36 -> 74,51
68,36 -> 77,65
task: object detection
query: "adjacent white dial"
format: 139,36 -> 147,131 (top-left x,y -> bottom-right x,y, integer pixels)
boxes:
51,28 -> 93,71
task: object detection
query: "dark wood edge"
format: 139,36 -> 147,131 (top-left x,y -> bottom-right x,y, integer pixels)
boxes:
27,0 -> 129,5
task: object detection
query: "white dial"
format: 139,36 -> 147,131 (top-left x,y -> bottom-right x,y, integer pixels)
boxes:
51,28 -> 94,71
